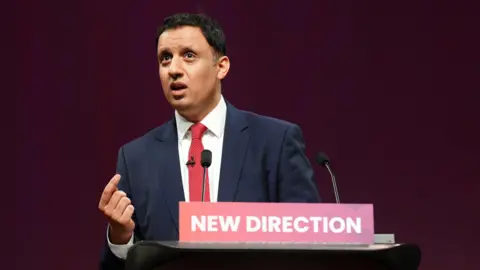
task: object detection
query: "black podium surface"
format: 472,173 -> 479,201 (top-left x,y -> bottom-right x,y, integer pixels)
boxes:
125,241 -> 421,270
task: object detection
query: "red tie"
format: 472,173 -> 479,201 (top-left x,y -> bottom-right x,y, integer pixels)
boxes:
188,123 -> 210,202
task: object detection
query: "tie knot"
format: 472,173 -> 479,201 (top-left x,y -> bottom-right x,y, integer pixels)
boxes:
190,123 -> 207,139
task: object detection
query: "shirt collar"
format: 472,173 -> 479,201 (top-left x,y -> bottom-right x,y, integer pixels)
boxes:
175,95 -> 227,140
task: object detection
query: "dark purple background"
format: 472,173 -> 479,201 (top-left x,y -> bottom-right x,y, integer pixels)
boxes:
14,1 -> 479,269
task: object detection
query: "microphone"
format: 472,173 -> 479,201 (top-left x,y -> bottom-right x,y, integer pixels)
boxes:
200,150 -> 212,202
315,152 -> 340,204
186,156 -> 195,167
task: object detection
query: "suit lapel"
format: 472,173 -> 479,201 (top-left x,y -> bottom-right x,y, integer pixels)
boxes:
152,119 -> 184,233
218,104 -> 250,202
150,103 -> 250,230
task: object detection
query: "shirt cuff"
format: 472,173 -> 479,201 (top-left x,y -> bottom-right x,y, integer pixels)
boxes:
106,225 -> 134,260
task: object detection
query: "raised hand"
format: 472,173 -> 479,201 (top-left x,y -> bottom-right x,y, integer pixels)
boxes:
98,174 -> 135,244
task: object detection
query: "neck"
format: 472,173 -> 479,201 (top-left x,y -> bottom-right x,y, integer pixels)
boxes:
179,92 -> 221,123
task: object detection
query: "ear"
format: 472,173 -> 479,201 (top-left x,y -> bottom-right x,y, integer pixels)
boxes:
216,55 -> 230,80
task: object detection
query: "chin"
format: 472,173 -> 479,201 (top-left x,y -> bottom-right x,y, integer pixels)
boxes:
168,96 -> 192,110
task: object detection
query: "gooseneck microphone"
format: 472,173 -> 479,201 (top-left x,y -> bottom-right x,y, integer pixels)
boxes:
315,152 -> 340,204
200,150 -> 212,202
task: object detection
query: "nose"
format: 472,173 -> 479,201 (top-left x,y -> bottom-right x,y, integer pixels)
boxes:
168,57 -> 183,80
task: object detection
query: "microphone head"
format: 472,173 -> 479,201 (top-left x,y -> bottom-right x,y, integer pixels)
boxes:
201,150 -> 212,167
315,152 -> 330,166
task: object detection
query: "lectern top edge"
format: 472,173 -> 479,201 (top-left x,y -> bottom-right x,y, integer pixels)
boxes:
145,241 -> 405,252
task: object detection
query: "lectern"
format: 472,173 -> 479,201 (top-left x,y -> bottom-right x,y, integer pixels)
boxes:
125,202 -> 421,270
124,241 -> 421,270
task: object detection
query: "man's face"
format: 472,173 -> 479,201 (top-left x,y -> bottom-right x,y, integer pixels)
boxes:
157,26 -> 229,118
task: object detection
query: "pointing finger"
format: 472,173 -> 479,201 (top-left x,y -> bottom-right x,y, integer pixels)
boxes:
99,174 -> 121,209
108,174 -> 121,188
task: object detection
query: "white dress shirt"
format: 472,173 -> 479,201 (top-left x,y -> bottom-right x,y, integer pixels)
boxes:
108,95 -> 227,259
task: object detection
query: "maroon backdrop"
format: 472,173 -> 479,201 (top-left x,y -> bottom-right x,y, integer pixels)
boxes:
14,1 -> 479,269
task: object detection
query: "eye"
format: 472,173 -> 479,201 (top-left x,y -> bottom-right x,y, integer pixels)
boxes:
159,53 -> 172,63
184,51 -> 195,59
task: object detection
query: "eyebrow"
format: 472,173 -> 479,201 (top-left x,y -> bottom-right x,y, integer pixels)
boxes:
157,47 -> 171,57
158,45 -> 197,56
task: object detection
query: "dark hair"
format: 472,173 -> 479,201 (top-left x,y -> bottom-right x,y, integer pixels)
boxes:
156,13 -> 226,57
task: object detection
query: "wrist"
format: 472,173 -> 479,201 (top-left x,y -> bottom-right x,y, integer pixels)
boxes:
109,224 -> 133,245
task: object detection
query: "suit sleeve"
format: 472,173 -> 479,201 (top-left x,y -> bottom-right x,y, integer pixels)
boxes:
99,147 -> 143,270
277,124 -> 321,202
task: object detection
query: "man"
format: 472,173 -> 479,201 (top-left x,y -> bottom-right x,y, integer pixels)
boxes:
98,13 -> 321,269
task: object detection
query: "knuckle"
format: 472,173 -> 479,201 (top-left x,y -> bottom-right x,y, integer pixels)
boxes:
105,184 -> 114,192
112,192 -> 123,200
118,216 -> 127,224
111,211 -> 121,221
120,197 -> 131,205
119,217 -> 129,225
104,210 -> 112,217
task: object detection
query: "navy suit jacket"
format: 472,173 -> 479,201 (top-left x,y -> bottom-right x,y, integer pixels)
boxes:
100,102 -> 321,269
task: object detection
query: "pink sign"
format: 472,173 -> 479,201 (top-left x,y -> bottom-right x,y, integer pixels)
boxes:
179,202 -> 374,244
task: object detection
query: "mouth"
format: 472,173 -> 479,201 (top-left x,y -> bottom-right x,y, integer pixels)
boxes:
170,82 -> 187,91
